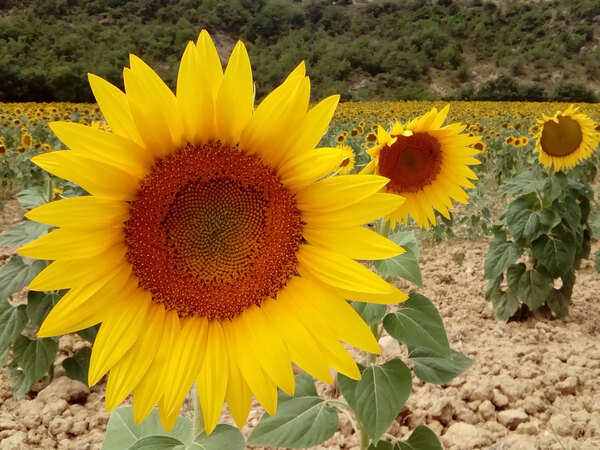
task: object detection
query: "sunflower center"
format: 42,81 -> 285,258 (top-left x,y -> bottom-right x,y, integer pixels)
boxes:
124,143 -> 303,321
378,132 -> 443,193
540,116 -> 583,157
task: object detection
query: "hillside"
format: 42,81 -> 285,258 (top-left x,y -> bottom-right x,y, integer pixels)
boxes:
1,0 -> 599,102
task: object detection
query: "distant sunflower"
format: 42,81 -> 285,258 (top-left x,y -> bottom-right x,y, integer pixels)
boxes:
362,106 -> 481,229
336,145 -> 356,174
533,105 -> 599,171
20,31 -> 406,435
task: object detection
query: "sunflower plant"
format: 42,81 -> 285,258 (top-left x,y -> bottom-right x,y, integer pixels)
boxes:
484,106 -> 599,320
0,33 -> 483,450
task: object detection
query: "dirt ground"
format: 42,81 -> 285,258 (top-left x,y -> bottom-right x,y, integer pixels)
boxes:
1,198 -> 599,450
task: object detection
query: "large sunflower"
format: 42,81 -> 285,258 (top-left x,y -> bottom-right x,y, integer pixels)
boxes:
533,105 -> 599,171
18,31 -> 406,434
362,106 -> 481,229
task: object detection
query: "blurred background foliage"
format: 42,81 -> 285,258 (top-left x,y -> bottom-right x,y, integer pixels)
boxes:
1,0 -> 600,102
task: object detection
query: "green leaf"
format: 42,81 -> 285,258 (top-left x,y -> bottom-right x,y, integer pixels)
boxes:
409,348 -> 473,385
352,301 -> 387,326
9,363 -> 32,398
192,424 -> 245,450
102,406 -> 193,450
128,436 -> 184,450
501,170 -> 545,196
483,236 -> 521,280
367,441 -> 394,450
247,397 -> 338,448
544,172 -> 568,202
0,255 -> 47,300
484,275 -> 502,302
492,291 -> 520,321
278,373 -> 318,403
26,290 -> 63,328
508,208 -> 559,243
12,335 -> 58,384
547,287 -> 571,319
506,263 -> 526,291
517,267 -> 553,309
63,347 -> 92,384
374,230 -> 422,286
396,425 -> 443,450
338,360 -> 412,443
594,250 -> 599,273
16,186 -> 46,209
76,324 -> 99,343
555,197 -> 582,232
0,298 -> 28,354
0,221 -> 49,246
383,293 -> 451,358
532,234 -> 576,277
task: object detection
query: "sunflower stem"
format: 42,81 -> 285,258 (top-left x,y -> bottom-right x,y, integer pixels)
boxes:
192,383 -> 204,439
45,176 -> 53,204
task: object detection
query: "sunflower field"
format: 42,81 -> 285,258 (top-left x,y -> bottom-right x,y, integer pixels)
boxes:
1,33 -> 600,450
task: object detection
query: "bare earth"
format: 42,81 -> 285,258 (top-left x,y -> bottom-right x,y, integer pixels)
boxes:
1,198 -> 599,450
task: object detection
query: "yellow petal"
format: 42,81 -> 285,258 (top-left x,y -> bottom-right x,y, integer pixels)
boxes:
301,193 -> 404,229
19,226 -> 123,260
379,125 -> 393,142
38,268 -> 132,337
25,196 -> 129,228
278,147 -> 346,193
297,244 -> 398,295
105,302 -> 165,411
88,288 -> 151,386
214,41 -> 253,146
49,122 -> 152,175
133,310 -> 181,424
196,30 -> 224,104
196,321 -> 228,435
225,352 -> 253,428
31,152 -> 140,201
261,295 -> 333,384
161,317 -> 208,418
295,174 -> 390,213
87,74 -> 144,146
29,244 -> 128,291
302,225 -> 404,260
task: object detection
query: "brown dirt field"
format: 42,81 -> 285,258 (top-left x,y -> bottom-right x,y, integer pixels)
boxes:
1,198 -> 599,449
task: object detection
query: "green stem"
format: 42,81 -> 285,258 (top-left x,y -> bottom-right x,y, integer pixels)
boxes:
359,423 -> 371,449
192,384 -> 203,438
46,176 -> 53,203
366,323 -> 381,366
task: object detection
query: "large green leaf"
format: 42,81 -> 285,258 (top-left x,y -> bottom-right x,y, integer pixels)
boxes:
338,360 -> 412,443
8,363 -> 32,398
547,287 -> 571,319
12,335 -> 58,384
278,373 -> 318,403
396,425 -> 443,450
383,293 -> 451,358
501,170 -> 545,196
517,267 -> 553,309
63,347 -> 92,384
409,348 -> 473,385
374,230 -> 422,287
492,291 -> 520,321
532,234 -> 576,277
15,186 -> 47,209
506,263 -> 525,291
544,172 -> 568,202
247,397 -> 338,448
128,436 -> 185,450
555,197 -> 582,232
483,234 -> 521,280
102,406 -> 193,450
192,425 -> 245,450
352,301 -> 387,326
0,298 -> 28,354
26,290 -> 63,328
508,208 -> 559,243
0,221 -> 49,246
0,255 -> 47,300
77,324 -> 100,343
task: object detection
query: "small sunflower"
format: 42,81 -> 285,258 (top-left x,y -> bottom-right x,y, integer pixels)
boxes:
19,31 -> 406,434
362,106 -> 481,229
533,105 -> 599,171
336,145 -> 356,174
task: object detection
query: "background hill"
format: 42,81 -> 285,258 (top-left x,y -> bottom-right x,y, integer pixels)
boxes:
1,0 -> 600,102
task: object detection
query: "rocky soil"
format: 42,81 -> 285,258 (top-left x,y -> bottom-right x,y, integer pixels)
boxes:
1,198 -> 599,449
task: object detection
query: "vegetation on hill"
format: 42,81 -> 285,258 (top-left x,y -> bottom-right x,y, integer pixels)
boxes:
1,0 -> 599,102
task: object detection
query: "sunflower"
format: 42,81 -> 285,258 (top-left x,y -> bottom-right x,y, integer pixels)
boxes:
362,106 -> 481,229
336,145 -> 356,174
19,31 -> 406,434
533,105 -> 600,171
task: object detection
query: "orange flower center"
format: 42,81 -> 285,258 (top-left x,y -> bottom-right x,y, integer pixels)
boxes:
125,143 -> 303,321
540,116 -> 583,157
378,132 -> 443,193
